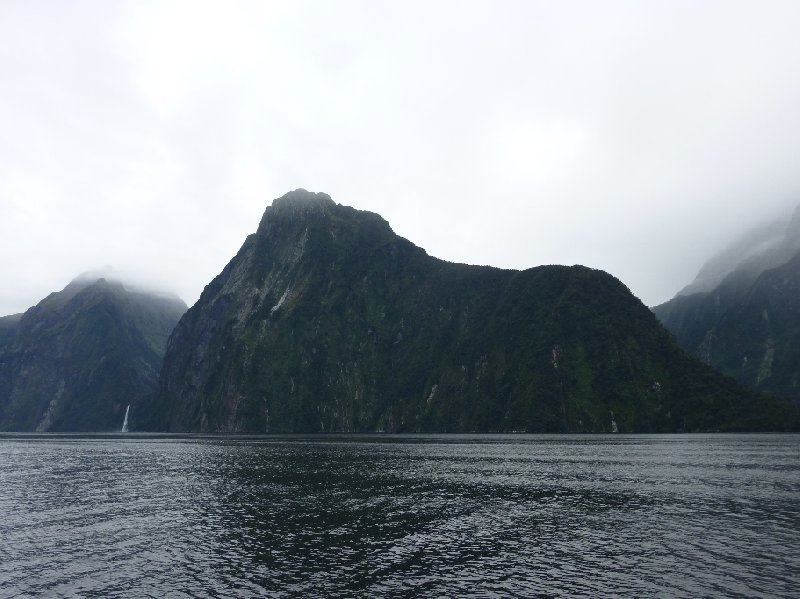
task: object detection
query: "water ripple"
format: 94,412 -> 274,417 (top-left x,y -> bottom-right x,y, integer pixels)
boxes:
0,434 -> 798,597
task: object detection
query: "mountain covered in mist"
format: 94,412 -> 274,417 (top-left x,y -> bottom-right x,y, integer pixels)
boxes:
653,207 -> 800,401
676,208 -> 800,297
0,275 -> 186,431
157,189 -> 796,433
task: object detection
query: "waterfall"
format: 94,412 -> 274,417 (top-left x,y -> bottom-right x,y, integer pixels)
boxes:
121,405 -> 130,433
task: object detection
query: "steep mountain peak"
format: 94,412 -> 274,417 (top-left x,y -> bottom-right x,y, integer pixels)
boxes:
251,190 -> 402,264
68,275 -> 123,296
273,188 -> 335,210
73,266 -> 121,283
27,276 -> 122,316
0,273 -> 187,432
62,269 -> 184,304
257,189 -> 336,232
158,190 -> 796,434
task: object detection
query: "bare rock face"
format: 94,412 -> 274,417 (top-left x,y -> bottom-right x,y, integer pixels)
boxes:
0,277 -> 186,431
157,190 -> 797,433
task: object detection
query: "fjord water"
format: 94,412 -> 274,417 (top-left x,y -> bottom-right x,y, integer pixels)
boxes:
1,435 -> 797,597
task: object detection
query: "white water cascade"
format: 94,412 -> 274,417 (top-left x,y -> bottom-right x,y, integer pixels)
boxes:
121,405 -> 130,433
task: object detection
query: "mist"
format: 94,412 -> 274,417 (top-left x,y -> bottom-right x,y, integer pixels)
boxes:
675,204 -> 800,297
2,0 -> 800,316
69,266 -> 186,301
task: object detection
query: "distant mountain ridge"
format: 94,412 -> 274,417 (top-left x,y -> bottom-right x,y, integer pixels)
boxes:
677,206 -> 800,296
157,189 -> 796,433
0,275 -> 186,431
654,206 -> 800,401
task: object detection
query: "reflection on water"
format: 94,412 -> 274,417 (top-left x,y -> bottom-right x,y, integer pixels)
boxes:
1,434 -> 798,597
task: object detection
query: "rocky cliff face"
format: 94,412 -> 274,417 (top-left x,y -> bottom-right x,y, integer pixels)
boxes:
0,277 -> 187,431
159,189 -> 795,433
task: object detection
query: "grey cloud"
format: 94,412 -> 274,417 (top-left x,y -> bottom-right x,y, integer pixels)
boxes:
1,0 -> 799,316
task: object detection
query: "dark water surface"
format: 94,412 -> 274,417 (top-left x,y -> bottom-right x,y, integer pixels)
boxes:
0,434 -> 798,598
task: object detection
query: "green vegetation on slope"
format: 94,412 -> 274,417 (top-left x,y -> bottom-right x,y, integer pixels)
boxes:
159,190 -> 798,433
0,278 -> 186,431
654,252 -> 800,402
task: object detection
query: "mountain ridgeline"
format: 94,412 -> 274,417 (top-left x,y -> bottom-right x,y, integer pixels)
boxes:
158,190 -> 795,433
0,277 -> 186,431
653,207 -> 800,402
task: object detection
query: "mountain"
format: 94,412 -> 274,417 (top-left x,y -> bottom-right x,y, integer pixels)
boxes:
653,208 -> 800,401
158,189 -> 796,433
0,276 -> 187,431
677,207 -> 800,297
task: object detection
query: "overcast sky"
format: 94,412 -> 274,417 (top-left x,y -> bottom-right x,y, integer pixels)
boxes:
2,0 -> 799,315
